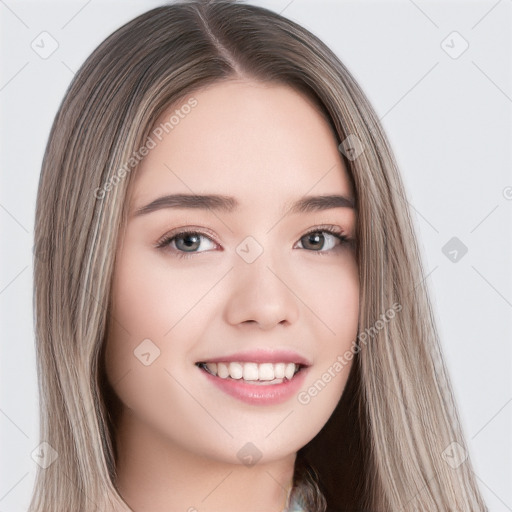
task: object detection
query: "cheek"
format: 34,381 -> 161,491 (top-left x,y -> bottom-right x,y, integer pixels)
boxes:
103,255 -> 206,438
114,249 -> 226,331
305,254 -> 360,340
106,254 -> 209,355
293,255 -> 359,422
103,246 -> 218,392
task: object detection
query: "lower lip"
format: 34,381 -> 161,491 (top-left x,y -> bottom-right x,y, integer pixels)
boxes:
198,365 -> 310,405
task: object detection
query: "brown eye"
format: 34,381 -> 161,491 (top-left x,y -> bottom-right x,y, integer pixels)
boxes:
297,227 -> 350,253
301,231 -> 328,250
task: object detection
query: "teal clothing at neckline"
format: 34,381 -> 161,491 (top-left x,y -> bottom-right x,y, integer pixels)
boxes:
285,493 -> 308,512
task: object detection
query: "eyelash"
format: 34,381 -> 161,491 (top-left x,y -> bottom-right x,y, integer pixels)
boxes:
155,224 -> 352,260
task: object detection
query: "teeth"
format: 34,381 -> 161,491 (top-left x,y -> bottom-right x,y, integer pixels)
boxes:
274,363 -> 285,379
229,362 -> 243,380
242,362 -> 259,381
202,361 -> 300,381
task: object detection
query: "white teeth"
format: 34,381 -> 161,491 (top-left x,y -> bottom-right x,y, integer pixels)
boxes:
284,363 -> 296,380
217,362 -> 229,378
242,362 -> 259,381
258,363 -> 274,380
229,362 -> 243,379
201,361 -> 300,381
274,363 -> 285,379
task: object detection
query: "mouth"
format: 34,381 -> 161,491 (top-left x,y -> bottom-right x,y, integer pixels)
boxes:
195,361 -> 306,385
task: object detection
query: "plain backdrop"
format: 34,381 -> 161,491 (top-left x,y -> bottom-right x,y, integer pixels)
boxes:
1,0 -> 511,510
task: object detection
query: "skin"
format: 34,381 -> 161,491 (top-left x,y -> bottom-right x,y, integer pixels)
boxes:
105,79 -> 359,512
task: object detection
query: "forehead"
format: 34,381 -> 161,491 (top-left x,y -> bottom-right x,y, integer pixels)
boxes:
130,79 -> 353,213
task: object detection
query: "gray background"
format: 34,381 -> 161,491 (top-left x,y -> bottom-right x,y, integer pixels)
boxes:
1,0 -> 511,510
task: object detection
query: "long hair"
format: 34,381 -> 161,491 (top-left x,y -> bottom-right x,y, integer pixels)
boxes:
30,1 -> 487,510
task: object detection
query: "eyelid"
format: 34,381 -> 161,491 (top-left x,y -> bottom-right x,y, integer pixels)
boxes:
301,224 -> 347,237
154,225 -> 221,250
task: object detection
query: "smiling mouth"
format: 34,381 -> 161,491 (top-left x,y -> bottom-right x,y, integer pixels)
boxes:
195,361 -> 305,384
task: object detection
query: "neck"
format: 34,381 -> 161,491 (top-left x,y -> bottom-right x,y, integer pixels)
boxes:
112,408 -> 296,512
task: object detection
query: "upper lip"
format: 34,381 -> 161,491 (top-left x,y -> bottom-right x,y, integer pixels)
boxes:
196,349 -> 312,367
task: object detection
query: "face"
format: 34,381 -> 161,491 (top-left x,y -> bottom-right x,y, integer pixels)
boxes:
105,79 -> 359,466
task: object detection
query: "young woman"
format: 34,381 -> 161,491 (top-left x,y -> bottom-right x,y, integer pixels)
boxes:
30,1 -> 488,511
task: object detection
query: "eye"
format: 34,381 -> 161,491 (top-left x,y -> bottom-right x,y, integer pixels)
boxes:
155,224 -> 352,260
295,225 -> 351,255
155,229 -> 219,259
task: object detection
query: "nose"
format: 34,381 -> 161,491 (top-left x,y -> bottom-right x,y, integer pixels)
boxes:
223,249 -> 300,330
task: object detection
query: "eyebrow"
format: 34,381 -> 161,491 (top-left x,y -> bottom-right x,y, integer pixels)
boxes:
132,193 -> 355,218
